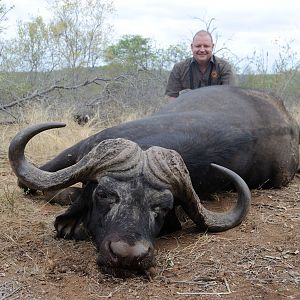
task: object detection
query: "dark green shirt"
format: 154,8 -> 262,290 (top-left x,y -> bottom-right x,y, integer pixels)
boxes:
165,55 -> 235,97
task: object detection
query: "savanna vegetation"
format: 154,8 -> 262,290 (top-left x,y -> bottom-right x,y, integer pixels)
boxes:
0,0 -> 299,126
0,1 -> 299,299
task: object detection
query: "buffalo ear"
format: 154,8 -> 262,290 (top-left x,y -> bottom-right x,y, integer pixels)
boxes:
54,182 -> 97,240
45,186 -> 82,205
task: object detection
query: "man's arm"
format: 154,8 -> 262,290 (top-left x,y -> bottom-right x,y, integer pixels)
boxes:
165,95 -> 177,100
219,61 -> 235,85
165,64 -> 183,98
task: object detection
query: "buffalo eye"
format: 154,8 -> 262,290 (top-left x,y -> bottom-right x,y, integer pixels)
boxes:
152,206 -> 160,219
151,206 -> 168,219
150,191 -> 174,219
93,187 -> 118,208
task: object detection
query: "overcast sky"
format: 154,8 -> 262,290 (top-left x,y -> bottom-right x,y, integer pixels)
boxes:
3,0 -> 300,68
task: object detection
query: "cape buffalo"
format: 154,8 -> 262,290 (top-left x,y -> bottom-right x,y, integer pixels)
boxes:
8,86 -> 299,276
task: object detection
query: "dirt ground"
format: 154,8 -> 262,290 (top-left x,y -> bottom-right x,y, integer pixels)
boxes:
1,148 -> 300,300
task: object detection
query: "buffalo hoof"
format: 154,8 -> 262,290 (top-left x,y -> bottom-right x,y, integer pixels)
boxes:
55,214 -> 89,240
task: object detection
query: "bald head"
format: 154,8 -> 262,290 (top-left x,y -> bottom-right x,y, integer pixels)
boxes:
191,30 -> 214,66
192,30 -> 213,43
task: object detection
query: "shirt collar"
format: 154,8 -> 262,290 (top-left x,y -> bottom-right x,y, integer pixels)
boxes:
191,55 -> 215,65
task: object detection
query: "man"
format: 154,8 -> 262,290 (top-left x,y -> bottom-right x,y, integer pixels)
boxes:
165,30 -> 235,99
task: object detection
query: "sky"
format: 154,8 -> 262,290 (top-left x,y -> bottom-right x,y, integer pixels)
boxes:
2,0 -> 300,69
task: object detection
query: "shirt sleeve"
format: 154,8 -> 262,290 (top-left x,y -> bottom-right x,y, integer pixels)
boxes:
165,64 -> 183,97
219,61 -> 235,86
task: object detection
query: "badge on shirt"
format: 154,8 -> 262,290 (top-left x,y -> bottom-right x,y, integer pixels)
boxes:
211,71 -> 219,80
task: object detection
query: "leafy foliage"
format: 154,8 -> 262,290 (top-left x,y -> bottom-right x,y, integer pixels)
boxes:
48,0 -> 115,69
104,35 -> 156,70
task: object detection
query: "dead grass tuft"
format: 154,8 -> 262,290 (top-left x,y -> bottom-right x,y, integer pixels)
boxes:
1,102 -> 144,166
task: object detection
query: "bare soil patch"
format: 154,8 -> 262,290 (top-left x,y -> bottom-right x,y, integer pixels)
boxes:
1,139 -> 299,300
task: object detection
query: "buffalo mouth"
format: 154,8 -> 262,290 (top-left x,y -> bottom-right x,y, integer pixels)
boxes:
98,263 -> 157,279
96,254 -> 156,279
96,239 -> 156,278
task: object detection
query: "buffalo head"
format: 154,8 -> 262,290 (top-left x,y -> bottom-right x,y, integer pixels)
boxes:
8,123 -> 251,276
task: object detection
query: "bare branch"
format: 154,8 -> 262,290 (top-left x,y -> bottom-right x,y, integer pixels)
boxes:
0,76 -> 125,110
0,5 -> 14,24
0,106 -> 18,120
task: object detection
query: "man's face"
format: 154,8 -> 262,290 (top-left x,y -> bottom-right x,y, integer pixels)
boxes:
191,33 -> 214,65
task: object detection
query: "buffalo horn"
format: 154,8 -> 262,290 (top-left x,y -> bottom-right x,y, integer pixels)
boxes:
144,147 -> 251,232
8,123 -> 143,191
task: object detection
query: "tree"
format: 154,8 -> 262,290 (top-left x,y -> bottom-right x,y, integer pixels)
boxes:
0,1 -> 14,63
157,43 -> 190,70
104,35 -> 158,70
15,17 -> 50,73
1,0 -> 115,74
49,0 -> 115,69
0,0 -> 14,34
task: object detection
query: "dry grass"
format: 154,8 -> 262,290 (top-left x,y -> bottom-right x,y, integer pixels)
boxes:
2,104 -> 144,162
1,180 -> 299,299
290,107 -> 300,125
11,106 -> 100,159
